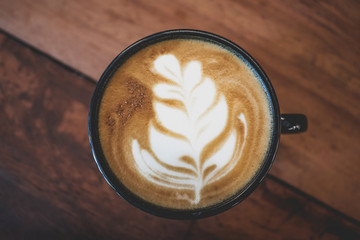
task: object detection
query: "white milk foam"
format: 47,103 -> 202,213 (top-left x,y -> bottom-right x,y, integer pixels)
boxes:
132,54 -> 247,204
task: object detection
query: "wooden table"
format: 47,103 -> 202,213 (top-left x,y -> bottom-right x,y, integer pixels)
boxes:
1,0 -> 359,239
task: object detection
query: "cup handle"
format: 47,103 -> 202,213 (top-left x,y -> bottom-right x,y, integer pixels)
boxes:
281,114 -> 308,134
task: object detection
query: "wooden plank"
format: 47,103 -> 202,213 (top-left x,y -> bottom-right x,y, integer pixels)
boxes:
1,0 -> 360,221
1,31 -> 360,240
0,33 -> 190,239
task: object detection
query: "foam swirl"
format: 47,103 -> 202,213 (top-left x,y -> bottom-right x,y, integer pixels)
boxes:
132,55 -> 247,204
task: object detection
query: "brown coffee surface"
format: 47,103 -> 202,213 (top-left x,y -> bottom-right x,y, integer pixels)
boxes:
98,39 -> 272,209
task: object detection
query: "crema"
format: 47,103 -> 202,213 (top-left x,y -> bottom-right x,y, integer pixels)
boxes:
98,39 -> 272,209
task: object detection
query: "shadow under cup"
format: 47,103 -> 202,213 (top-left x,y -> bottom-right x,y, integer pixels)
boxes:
88,29 -> 305,219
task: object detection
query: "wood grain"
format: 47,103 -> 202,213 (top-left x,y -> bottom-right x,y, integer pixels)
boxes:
0,32 -> 359,239
1,0 -> 359,221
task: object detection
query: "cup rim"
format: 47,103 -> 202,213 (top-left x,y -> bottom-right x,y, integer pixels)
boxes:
88,29 -> 281,219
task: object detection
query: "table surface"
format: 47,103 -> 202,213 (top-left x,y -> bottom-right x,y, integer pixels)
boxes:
1,0 -> 359,239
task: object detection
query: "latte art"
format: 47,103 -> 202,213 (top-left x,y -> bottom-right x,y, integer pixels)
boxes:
98,39 -> 272,209
132,54 -> 247,204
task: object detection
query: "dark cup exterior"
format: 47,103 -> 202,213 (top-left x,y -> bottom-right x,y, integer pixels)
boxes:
88,29 -> 281,219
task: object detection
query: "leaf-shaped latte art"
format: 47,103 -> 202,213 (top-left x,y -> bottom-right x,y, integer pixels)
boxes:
132,54 -> 247,204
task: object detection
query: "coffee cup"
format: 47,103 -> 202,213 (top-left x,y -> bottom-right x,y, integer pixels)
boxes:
88,29 -> 307,219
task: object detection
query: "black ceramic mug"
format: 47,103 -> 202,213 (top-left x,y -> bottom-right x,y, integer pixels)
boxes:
88,29 -> 307,219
